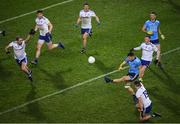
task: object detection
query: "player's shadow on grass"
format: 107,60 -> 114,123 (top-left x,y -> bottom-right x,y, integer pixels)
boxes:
26,87 -> 48,122
148,67 -> 180,94
0,57 -> 12,81
38,68 -> 72,90
148,87 -> 180,115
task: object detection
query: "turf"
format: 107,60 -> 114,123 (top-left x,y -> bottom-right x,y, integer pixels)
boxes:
0,0 -> 180,122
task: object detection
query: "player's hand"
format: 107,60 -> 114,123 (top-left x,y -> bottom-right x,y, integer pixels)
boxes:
29,29 -> 36,35
130,48 -> 134,52
118,66 -> 123,70
97,22 -> 100,26
6,51 -> 10,54
74,24 -> 79,28
161,34 -> 165,40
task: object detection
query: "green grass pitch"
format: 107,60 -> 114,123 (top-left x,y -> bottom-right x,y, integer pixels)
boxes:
0,0 -> 180,122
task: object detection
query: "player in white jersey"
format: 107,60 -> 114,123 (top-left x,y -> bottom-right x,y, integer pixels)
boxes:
131,36 -> 159,81
31,10 -> 65,65
76,3 -> 100,53
134,81 -> 161,122
5,34 -> 33,81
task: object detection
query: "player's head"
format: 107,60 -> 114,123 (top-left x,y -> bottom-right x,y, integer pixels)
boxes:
144,36 -> 151,43
127,52 -> 135,60
134,80 -> 142,89
36,10 -> 43,19
83,2 -> 90,12
16,36 -> 23,45
150,11 -> 157,21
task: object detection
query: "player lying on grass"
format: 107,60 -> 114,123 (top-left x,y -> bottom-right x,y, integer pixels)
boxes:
142,11 -> 165,66
104,52 -> 141,104
31,10 -> 65,65
134,80 -> 161,122
130,36 -> 159,81
0,30 -> 5,36
76,2 -> 100,53
5,33 -> 33,81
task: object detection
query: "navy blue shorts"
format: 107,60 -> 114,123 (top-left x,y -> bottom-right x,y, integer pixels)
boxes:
81,28 -> 92,36
39,32 -> 52,43
143,103 -> 152,114
150,39 -> 160,45
127,73 -> 139,81
141,59 -> 151,67
16,56 -> 28,66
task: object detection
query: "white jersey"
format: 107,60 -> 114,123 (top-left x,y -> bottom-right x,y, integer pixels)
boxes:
134,43 -> 158,61
9,41 -> 26,60
35,16 -> 50,36
136,84 -> 152,108
79,10 -> 96,29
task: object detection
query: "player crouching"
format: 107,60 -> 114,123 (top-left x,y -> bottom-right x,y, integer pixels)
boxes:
134,80 -> 161,122
104,52 -> 141,104
5,33 -> 33,82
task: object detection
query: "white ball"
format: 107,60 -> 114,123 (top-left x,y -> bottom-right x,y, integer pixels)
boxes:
88,56 -> 95,64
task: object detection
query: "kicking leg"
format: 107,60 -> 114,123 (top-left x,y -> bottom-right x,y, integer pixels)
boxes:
47,41 -> 65,50
21,62 -> 33,81
139,66 -> 147,81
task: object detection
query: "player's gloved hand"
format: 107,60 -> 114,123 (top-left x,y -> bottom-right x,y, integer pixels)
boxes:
2,31 -> 5,36
130,48 -> 134,52
6,51 -> 10,54
161,34 -> 165,40
74,24 -> 79,28
29,29 -> 36,35
97,22 -> 100,26
118,66 -> 123,70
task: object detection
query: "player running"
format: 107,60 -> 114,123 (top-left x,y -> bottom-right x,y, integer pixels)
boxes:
76,2 -> 100,53
134,80 -> 161,122
142,11 -> 165,66
31,10 -> 65,65
131,36 -> 159,81
104,52 -> 141,104
5,34 -> 33,81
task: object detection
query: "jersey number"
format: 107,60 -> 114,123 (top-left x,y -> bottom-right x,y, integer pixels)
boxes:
143,90 -> 149,99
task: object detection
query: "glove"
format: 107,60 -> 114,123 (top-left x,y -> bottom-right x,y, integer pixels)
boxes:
29,29 -> 36,35
161,34 -> 165,40
6,51 -> 10,54
130,48 -> 134,52
74,24 -> 79,28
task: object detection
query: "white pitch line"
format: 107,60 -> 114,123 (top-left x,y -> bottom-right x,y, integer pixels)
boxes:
0,47 -> 179,116
0,0 -> 74,24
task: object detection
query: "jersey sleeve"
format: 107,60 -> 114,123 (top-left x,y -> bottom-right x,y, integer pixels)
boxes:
136,90 -> 142,98
91,11 -> 96,17
134,43 -> 142,50
144,21 -> 148,28
45,18 -> 50,24
8,42 -> 14,47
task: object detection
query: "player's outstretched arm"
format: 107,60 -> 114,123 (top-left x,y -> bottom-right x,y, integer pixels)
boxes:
142,25 -> 147,33
95,16 -> 100,25
24,34 -> 31,43
5,43 -> 12,54
133,46 -> 142,51
118,61 -> 126,70
158,27 -> 165,40
75,17 -> 81,27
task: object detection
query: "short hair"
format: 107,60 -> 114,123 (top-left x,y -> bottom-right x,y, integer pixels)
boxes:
145,35 -> 150,39
127,52 -> 135,57
83,2 -> 89,6
16,36 -> 20,41
134,80 -> 142,87
37,10 -> 43,14
150,11 -> 157,15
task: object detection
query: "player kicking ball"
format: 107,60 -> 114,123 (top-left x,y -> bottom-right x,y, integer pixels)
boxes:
142,11 -> 165,66
104,52 -> 141,104
5,34 -> 33,81
130,36 -> 159,81
76,2 -> 100,53
31,10 -> 65,65
134,80 -> 161,122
